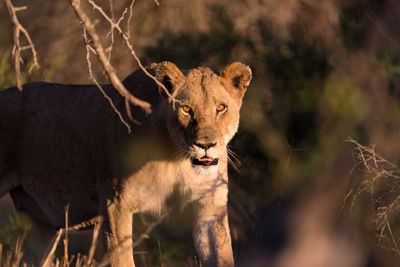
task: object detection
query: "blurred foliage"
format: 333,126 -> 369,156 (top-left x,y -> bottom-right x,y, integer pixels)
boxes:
0,210 -> 31,251
145,6 -> 240,69
0,207 -> 32,267
0,51 -> 62,90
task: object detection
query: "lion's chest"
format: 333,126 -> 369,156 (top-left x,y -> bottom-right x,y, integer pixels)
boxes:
120,159 -> 220,214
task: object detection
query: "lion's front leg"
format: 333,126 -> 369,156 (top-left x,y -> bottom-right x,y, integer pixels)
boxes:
193,175 -> 234,267
193,208 -> 234,267
101,198 -> 135,267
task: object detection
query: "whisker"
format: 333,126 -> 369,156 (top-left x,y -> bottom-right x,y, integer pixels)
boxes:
227,147 -> 241,165
228,152 -> 240,163
227,156 -> 239,172
226,146 -> 241,172
227,147 -> 240,160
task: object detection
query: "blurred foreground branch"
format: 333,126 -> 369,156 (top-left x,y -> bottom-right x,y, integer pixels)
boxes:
5,0 -> 39,91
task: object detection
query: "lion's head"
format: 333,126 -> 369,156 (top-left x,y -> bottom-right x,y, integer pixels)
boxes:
155,62 -> 252,176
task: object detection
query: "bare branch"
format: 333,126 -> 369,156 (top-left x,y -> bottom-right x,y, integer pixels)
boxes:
86,217 -> 103,267
346,138 -> 400,253
64,204 -> 70,267
5,0 -> 39,91
105,0 -> 116,61
70,0 -> 152,116
132,212 -> 168,249
86,0 -> 178,104
41,228 -> 65,267
81,25 -> 133,132
127,0 -> 136,39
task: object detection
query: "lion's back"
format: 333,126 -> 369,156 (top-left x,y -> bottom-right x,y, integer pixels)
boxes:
0,86 -> 23,176
0,82 -> 124,225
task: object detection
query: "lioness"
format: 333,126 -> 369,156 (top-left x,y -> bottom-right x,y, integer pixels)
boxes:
0,61 -> 251,267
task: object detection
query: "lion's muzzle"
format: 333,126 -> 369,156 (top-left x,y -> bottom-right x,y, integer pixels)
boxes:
191,142 -> 220,167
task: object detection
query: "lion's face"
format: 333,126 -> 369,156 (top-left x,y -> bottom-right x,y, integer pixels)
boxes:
156,62 -> 252,176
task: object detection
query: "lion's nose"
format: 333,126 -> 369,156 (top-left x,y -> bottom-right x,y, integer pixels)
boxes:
193,142 -> 216,150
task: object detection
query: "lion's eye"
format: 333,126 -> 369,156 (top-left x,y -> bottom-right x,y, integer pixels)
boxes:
182,105 -> 192,114
216,104 -> 226,113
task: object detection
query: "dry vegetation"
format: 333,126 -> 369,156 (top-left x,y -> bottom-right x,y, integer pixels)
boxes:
4,0 -> 39,91
346,139 -> 400,255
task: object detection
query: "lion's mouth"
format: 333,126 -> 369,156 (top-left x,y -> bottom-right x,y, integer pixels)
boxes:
192,156 -> 219,166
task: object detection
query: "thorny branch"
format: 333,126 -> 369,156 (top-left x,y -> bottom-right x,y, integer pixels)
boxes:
70,0 -> 152,123
347,138 -> 400,180
346,138 -> 400,255
5,0 -> 39,91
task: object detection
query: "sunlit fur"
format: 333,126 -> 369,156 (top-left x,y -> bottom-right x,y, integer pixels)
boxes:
160,66 -> 249,178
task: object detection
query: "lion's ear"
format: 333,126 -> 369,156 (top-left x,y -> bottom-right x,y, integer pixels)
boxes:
155,62 -> 184,94
220,62 -> 252,98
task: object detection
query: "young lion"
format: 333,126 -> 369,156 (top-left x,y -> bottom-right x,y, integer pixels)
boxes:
0,62 -> 251,267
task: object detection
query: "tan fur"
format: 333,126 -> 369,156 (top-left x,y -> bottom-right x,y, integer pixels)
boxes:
0,62 -> 251,267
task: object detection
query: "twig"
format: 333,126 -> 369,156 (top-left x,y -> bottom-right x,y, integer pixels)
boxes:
86,0 -> 178,104
346,138 -> 399,171
41,228 -> 65,267
127,0 -> 136,39
96,211 -> 168,267
81,25 -> 133,132
86,217 -> 103,266
346,138 -> 400,253
385,215 -> 400,255
107,0 -> 116,61
13,235 -> 25,267
64,204 -> 70,267
70,216 -> 101,231
70,0 -> 152,117
132,212 -> 168,249
5,0 -> 40,91
105,1 -> 129,62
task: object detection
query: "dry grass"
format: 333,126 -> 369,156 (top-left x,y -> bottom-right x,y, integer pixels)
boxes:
346,138 -> 400,255
0,238 -> 25,267
0,208 -> 127,267
0,215 -> 103,267
0,196 -> 195,267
